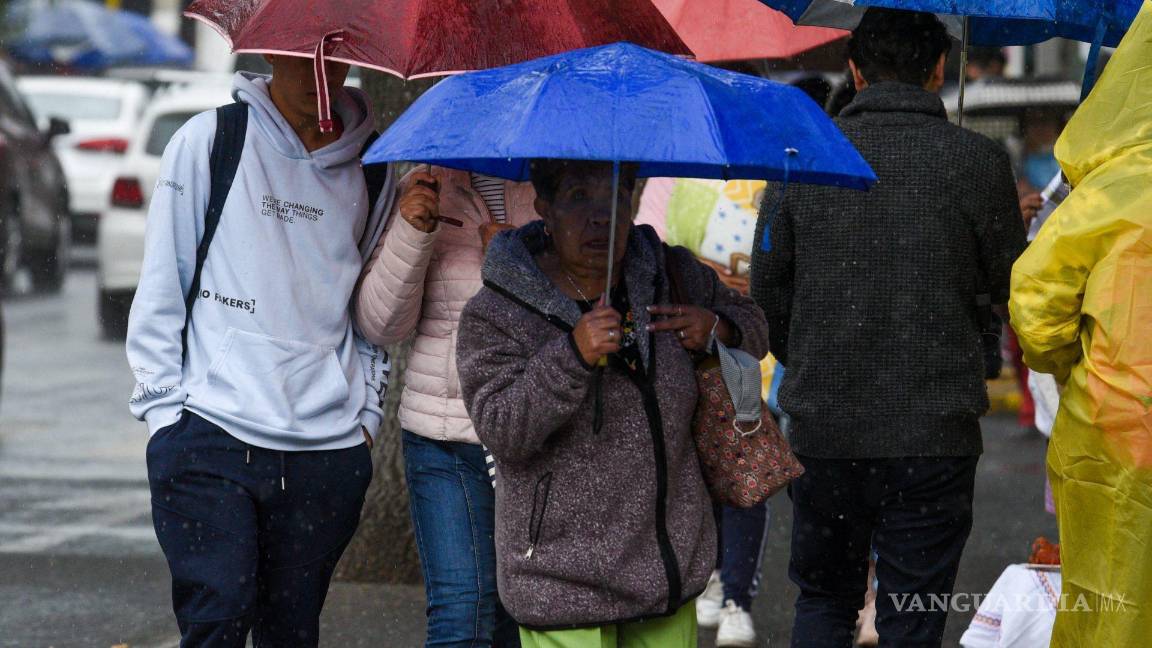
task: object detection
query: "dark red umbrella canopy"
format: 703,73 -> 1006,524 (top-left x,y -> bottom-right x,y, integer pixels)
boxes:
185,0 -> 694,79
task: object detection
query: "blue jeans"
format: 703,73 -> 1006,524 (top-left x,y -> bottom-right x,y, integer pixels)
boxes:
147,412 -> 371,647
714,501 -> 771,610
403,431 -> 519,648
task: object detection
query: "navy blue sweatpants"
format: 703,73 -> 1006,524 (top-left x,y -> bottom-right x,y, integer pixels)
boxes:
147,411 -> 372,647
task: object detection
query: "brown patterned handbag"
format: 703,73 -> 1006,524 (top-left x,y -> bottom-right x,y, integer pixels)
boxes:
691,355 -> 804,507
665,250 -> 804,508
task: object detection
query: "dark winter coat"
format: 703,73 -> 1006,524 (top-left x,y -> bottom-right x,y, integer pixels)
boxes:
751,82 -> 1027,459
456,222 -> 769,630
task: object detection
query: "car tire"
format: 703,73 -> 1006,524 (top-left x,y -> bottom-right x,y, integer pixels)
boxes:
30,209 -> 70,294
99,287 -> 134,340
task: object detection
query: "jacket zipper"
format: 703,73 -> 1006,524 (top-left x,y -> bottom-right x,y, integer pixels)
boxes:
625,301 -> 682,614
525,471 -> 553,559
635,376 -> 683,613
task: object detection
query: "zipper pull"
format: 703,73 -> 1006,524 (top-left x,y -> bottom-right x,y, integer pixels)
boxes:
524,544 -> 535,560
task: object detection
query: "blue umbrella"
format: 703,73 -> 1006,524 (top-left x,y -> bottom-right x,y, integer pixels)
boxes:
8,1 -> 194,69
365,42 -> 876,292
763,0 -> 1142,100
766,0 -> 1137,47
365,43 -> 874,189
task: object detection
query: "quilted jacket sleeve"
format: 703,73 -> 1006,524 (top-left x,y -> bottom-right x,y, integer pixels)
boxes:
355,170 -> 438,346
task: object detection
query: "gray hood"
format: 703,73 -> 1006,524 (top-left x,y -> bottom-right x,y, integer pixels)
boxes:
482,221 -> 664,370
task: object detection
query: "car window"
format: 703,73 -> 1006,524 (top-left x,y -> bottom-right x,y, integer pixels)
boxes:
145,111 -> 199,156
24,93 -> 123,121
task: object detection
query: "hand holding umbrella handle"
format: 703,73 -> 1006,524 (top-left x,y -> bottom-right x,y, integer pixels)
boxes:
415,169 -> 464,228
413,178 -> 464,227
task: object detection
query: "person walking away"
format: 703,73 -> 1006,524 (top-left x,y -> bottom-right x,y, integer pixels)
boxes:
1009,3 -> 1152,643
126,56 -> 396,646
457,160 -> 771,648
751,9 -> 1027,646
356,166 -> 536,647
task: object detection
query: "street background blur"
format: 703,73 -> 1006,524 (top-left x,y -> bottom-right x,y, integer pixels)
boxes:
0,0 -> 1100,645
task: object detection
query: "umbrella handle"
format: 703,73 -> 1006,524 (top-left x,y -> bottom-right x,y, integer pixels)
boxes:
314,30 -> 346,134
604,161 -> 621,299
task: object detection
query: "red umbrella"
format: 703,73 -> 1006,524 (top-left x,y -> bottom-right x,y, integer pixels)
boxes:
186,1 -> 692,78
187,0 -> 692,131
651,0 -> 847,62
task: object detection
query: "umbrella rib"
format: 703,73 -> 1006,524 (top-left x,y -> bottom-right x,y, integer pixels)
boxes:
504,70 -> 560,177
690,74 -> 729,179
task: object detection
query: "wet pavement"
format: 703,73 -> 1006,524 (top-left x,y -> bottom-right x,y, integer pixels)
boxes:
0,268 -> 1056,647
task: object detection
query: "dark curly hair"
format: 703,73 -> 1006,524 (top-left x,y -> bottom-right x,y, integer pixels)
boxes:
846,9 -> 952,87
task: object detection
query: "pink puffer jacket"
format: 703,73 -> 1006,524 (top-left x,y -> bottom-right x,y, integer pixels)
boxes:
356,167 -> 538,443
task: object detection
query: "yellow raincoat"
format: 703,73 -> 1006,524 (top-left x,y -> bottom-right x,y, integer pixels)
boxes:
1009,2 -> 1152,644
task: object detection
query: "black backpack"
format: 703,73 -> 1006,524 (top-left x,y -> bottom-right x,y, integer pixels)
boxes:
181,102 -> 390,355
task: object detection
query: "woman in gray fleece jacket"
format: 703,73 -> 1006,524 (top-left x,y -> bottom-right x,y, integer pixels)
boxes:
456,161 -> 769,645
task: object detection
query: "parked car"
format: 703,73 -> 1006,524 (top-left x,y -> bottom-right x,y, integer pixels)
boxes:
0,60 -> 70,294
17,76 -> 150,246
98,82 -> 233,338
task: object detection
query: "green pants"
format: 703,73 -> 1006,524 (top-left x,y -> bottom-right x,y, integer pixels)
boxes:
518,602 -> 697,648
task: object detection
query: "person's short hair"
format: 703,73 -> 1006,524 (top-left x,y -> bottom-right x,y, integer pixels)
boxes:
529,160 -> 639,203
846,9 -> 952,87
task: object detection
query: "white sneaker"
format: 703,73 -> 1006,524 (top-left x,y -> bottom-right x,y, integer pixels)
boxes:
696,570 -> 724,628
716,600 -> 759,648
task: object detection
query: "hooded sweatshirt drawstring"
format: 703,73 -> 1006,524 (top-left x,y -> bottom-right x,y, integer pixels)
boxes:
280,452 -> 286,491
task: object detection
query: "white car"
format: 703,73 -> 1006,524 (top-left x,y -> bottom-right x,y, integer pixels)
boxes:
17,76 -> 150,245
97,82 -> 234,338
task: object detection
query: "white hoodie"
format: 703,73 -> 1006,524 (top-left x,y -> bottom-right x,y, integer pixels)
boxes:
127,72 -> 392,451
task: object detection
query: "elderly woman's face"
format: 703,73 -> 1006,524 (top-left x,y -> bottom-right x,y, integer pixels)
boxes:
536,171 -> 634,275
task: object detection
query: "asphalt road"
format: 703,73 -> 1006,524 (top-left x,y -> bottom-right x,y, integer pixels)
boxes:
0,268 -> 1057,647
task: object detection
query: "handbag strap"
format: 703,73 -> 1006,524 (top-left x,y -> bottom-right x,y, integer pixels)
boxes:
663,244 -> 720,355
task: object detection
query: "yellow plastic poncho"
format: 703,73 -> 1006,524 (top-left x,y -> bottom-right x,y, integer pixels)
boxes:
1009,3 -> 1152,644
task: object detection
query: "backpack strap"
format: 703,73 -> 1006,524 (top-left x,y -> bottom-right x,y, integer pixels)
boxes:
182,102 -> 248,357
360,131 -> 389,215
359,130 -> 392,250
